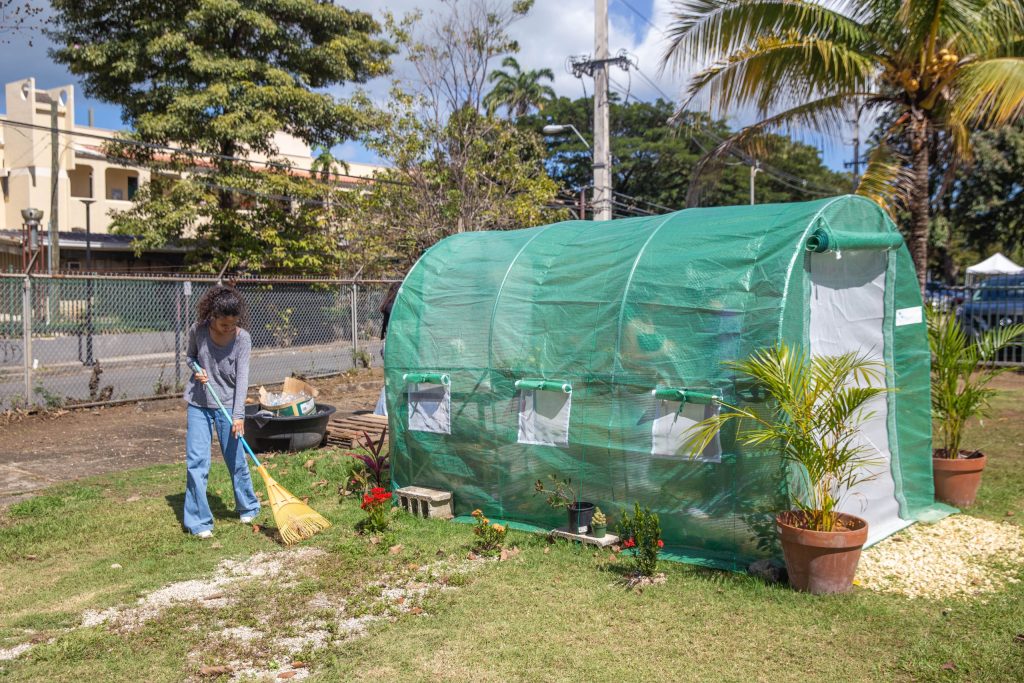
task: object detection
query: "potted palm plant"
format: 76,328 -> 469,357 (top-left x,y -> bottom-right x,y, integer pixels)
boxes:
928,308 -> 1024,506
685,344 -> 887,594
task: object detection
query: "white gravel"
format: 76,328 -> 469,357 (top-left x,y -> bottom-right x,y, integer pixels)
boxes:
856,515 -> 1024,599
81,548 -> 326,630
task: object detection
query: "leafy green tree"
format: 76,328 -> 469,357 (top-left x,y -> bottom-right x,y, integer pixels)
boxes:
483,56 -> 556,118
343,0 -> 561,276
48,0 -> 394,274
519,96 -> 848,212
945,122 -> 1024,268
663,0 -> 1024,288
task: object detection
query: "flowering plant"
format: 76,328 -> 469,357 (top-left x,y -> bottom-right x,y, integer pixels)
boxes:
617,503 -> 663,576
471,509 -> 507,557
345,428 -> 390,490
360,486 -> 393,533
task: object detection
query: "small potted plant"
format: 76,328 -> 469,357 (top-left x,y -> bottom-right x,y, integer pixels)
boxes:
685,344 -> 886,594
928,308 -> 1024,506
534,474 -> 595,534
590,507 -> 607,538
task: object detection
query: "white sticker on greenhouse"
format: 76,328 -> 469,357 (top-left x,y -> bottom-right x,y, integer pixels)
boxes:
895,306 -> 923,326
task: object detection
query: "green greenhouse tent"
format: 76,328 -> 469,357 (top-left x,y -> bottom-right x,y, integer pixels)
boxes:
384,195 -> 949,568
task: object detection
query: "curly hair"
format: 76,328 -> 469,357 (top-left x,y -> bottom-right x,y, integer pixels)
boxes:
196,285 -> 248,327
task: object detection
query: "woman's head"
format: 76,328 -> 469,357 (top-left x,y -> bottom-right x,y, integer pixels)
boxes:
197,285 -> 247,331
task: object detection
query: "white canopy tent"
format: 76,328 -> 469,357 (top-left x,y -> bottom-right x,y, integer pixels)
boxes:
965,253 -> 1023,285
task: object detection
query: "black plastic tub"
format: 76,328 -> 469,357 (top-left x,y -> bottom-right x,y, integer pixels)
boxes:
243,403 -> 337,453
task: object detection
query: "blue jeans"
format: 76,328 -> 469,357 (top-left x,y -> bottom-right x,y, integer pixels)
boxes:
184,404 -> 261,534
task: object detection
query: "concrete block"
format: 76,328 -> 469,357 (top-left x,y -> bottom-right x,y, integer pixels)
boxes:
395,486 -> 453,520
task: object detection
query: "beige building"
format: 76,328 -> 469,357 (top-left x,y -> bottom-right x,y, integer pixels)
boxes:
1,78 -> 384,272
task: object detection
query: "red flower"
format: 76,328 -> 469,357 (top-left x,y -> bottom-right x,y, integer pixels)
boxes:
623,538 -> 636,548
371,487 -> 387,495
657,539 -> 664,548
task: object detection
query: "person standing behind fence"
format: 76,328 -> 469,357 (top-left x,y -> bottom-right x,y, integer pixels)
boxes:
374,281 -> 402,416
182,285 -> 260,538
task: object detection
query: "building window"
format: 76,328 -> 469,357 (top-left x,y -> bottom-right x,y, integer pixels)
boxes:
127,176 -> 139,200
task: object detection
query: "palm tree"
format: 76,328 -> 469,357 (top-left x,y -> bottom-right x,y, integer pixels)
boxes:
483,56 -> 556,119
662,0 -> 1024,288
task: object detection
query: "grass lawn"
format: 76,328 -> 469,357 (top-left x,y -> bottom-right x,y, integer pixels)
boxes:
1,383 -> 1022,682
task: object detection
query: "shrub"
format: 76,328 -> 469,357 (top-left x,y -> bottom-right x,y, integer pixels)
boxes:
469,509 -> 507,556
617,503 -> 663,576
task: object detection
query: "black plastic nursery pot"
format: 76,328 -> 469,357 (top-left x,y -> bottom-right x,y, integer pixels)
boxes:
243,403 -> 337,453
567,502 -> 596,534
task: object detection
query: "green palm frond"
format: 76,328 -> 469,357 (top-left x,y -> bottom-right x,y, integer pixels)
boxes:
927,306 -> 1024,455
854,140 -> 913,215
688,344 -> 888,531
662,0 -> 872,73
950,58 -> 1024,129
685,35 -> 878,115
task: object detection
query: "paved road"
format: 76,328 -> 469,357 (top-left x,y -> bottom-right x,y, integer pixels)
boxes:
0,340 -> 383,409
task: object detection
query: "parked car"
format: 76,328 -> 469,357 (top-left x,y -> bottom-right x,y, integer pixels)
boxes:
956,274 -> 1024,361
925,281 -> 966,311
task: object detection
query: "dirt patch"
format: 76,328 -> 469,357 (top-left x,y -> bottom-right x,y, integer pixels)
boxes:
82,548 -> 328,631
0,370 -> 382,505
856,515 -> 1024,599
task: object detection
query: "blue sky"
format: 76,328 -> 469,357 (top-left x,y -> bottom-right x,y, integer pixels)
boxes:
0,0 -> 853,173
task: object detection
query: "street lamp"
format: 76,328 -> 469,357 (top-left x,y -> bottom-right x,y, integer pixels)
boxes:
78,199 -> 97,366
20,208 -> 44,272
543,124 -> 595,219
79,199 -> 96,272
542,124 -> 591,149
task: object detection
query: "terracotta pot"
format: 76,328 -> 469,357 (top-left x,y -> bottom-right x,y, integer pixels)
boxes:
932,449 -> 987,507
776,511 -> 868,594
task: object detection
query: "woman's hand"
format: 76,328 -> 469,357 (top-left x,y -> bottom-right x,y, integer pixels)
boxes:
194,369 -> 209,384
232,419 -> 244,437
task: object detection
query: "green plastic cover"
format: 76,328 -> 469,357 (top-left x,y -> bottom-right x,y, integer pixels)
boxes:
806,227 -> 905,253
385,195 -> 944,568
403,372 -> 450,386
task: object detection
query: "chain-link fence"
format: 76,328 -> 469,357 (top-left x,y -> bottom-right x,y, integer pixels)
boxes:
925,279 -> 1024,365
0,274 -> 399,410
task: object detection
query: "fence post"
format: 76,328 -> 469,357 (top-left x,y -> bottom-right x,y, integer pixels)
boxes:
22,274 -> 32,403
351,281 -> 359,363
174,281 -> 182,388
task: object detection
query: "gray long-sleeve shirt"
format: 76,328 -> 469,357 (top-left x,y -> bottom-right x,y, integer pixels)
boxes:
184,321 -> 251,420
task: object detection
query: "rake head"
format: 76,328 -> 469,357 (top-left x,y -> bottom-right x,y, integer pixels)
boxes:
255,466 -> 331,545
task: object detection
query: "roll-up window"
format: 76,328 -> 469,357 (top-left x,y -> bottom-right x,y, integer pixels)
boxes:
516,379 -> 572,446
405,373 -> 451,434
650,388 -> 722,462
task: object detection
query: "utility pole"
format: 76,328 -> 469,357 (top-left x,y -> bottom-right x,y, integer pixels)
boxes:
844,99 -> 864,192
566,6 -> 633,221
49,101 -> 60,273
749,161 -> 761,205
593,0 -> 612,221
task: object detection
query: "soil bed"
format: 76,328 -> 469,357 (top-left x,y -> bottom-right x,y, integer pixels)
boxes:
0,369 -> 382,505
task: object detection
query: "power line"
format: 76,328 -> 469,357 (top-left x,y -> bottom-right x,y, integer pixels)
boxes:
614,0 -> 663,38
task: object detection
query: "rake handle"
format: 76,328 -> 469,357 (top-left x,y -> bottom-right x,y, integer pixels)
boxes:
189,361 -> 263,469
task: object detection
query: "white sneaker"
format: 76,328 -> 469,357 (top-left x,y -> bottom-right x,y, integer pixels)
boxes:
194,530 -> 214,539
239,514 -> 257,524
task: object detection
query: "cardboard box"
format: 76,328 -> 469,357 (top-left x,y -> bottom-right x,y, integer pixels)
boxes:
258,377 -> 319,416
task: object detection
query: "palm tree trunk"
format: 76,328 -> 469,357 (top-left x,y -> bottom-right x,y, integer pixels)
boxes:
908,111 -> 930,292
